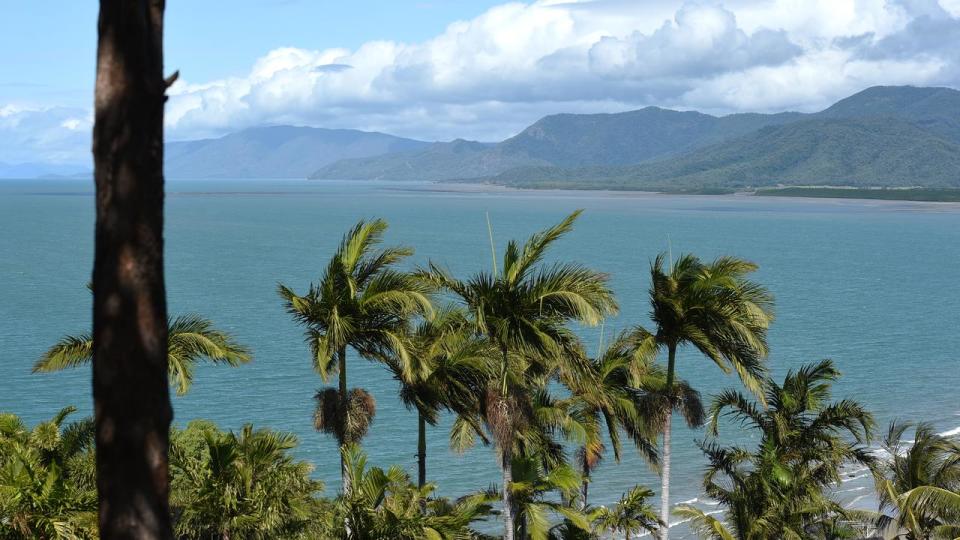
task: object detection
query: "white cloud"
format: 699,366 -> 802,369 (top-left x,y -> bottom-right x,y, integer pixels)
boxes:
0,106 -> 91,164
7,0 -> 960,162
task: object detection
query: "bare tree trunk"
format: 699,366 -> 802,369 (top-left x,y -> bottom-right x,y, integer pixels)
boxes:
92,1 -> 173,538
501,445 -> 515,540
338,346 -> 350,495
580,451 -> 590,509
658,344 -> 677,540
417,411 -> 427,489
659,409 -> 672,540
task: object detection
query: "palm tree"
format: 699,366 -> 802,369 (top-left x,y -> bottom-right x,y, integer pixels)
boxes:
560,329 -> 661,507
676,360 -> 874,540
34,313 -> 250,396
381,306 -> 491,489
872,421 -> 960,539
419,210 -> 618,540
636,253 -> 774,538
592,485 -> 662,540
505,455 -> 590,540
169,421 -> 324,539
0,407 -> 98,539
321,444 -> 494,539
278,218 -> 432,494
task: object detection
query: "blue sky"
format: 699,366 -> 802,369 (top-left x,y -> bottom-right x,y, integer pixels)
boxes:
0,0 -> 505,107
3,0 -> 960,165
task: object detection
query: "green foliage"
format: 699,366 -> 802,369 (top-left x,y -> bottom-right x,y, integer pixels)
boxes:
169,421 -> 325,539
505,456 -> 589,540
34,313 -> 251,396
756,187 -> 960,202
590,485 -> 661,539
317,444 -> 494,539
872,422 -> 960,539
0,408 -> 97,539
418,210 -> 618,538
278,218 -> 432,383
681,360 -> 875,540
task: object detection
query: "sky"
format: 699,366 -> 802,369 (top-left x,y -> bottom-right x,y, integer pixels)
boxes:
3,0 -> 960,166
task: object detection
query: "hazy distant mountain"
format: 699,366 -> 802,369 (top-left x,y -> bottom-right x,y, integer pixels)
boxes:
310,139 -> 546,181
313,85 -> 960,190
165,126 -> 430,178
0,162 -> 90,179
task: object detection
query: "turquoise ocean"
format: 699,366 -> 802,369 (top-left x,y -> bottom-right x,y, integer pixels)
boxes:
2,179 -> 959,537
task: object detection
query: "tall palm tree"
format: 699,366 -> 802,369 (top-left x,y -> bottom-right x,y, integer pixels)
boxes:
34,314 -> 251,396
636,253 -> 774,539
419,210 -> 618,540
676,360 -> 874,540
278,218 -> 432,493
381,306 -> 491,489
592,485 -> 662,540
560,329 -> 661,507
873,421 -> 960,539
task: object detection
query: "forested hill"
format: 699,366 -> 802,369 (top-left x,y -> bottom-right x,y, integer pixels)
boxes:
310,85 -> 960,189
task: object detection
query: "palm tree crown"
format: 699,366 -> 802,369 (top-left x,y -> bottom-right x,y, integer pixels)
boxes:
873,421 -> 960,539
637,252 -> 774,539
35,314 -> 250,396
419,210 -> 618,540
278,218 -> 432,493
678,360 -> 874,540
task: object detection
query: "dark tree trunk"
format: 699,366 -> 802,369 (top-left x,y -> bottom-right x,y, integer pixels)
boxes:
417,411 -> 427,489
581,451 -> 590,509
92,1 -> 173,539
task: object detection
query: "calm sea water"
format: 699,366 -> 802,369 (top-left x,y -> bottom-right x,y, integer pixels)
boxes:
2,179 -> 959,537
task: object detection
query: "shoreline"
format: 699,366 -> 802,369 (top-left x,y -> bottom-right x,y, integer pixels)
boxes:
392,180 -> 960,208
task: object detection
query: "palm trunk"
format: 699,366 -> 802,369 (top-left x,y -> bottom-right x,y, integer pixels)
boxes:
581,451 -> 590,509
92,1 -> 174,538
501,444 -> 516,540
417,411 -> 427,489
659,344 -> 677,540
338,346 -> 350,495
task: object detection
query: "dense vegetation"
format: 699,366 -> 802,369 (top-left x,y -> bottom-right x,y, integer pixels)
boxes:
4,213 -> 959,539
755,187 -> 960,202
310,86 -> 960,191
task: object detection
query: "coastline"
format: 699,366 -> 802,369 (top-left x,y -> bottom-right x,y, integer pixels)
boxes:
380,179 -> 960,209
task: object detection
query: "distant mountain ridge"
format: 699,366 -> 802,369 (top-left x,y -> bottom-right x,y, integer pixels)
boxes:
0,162 -> 90,179
165,125 -> 430,178
310,85 -> 960,189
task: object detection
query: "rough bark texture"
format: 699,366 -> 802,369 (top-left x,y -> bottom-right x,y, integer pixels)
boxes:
92,1 -> 173,538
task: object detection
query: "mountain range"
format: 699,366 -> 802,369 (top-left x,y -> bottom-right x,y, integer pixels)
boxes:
311,85 -> 960,189
164,125 -> 429,178
10,86 -> 960,189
